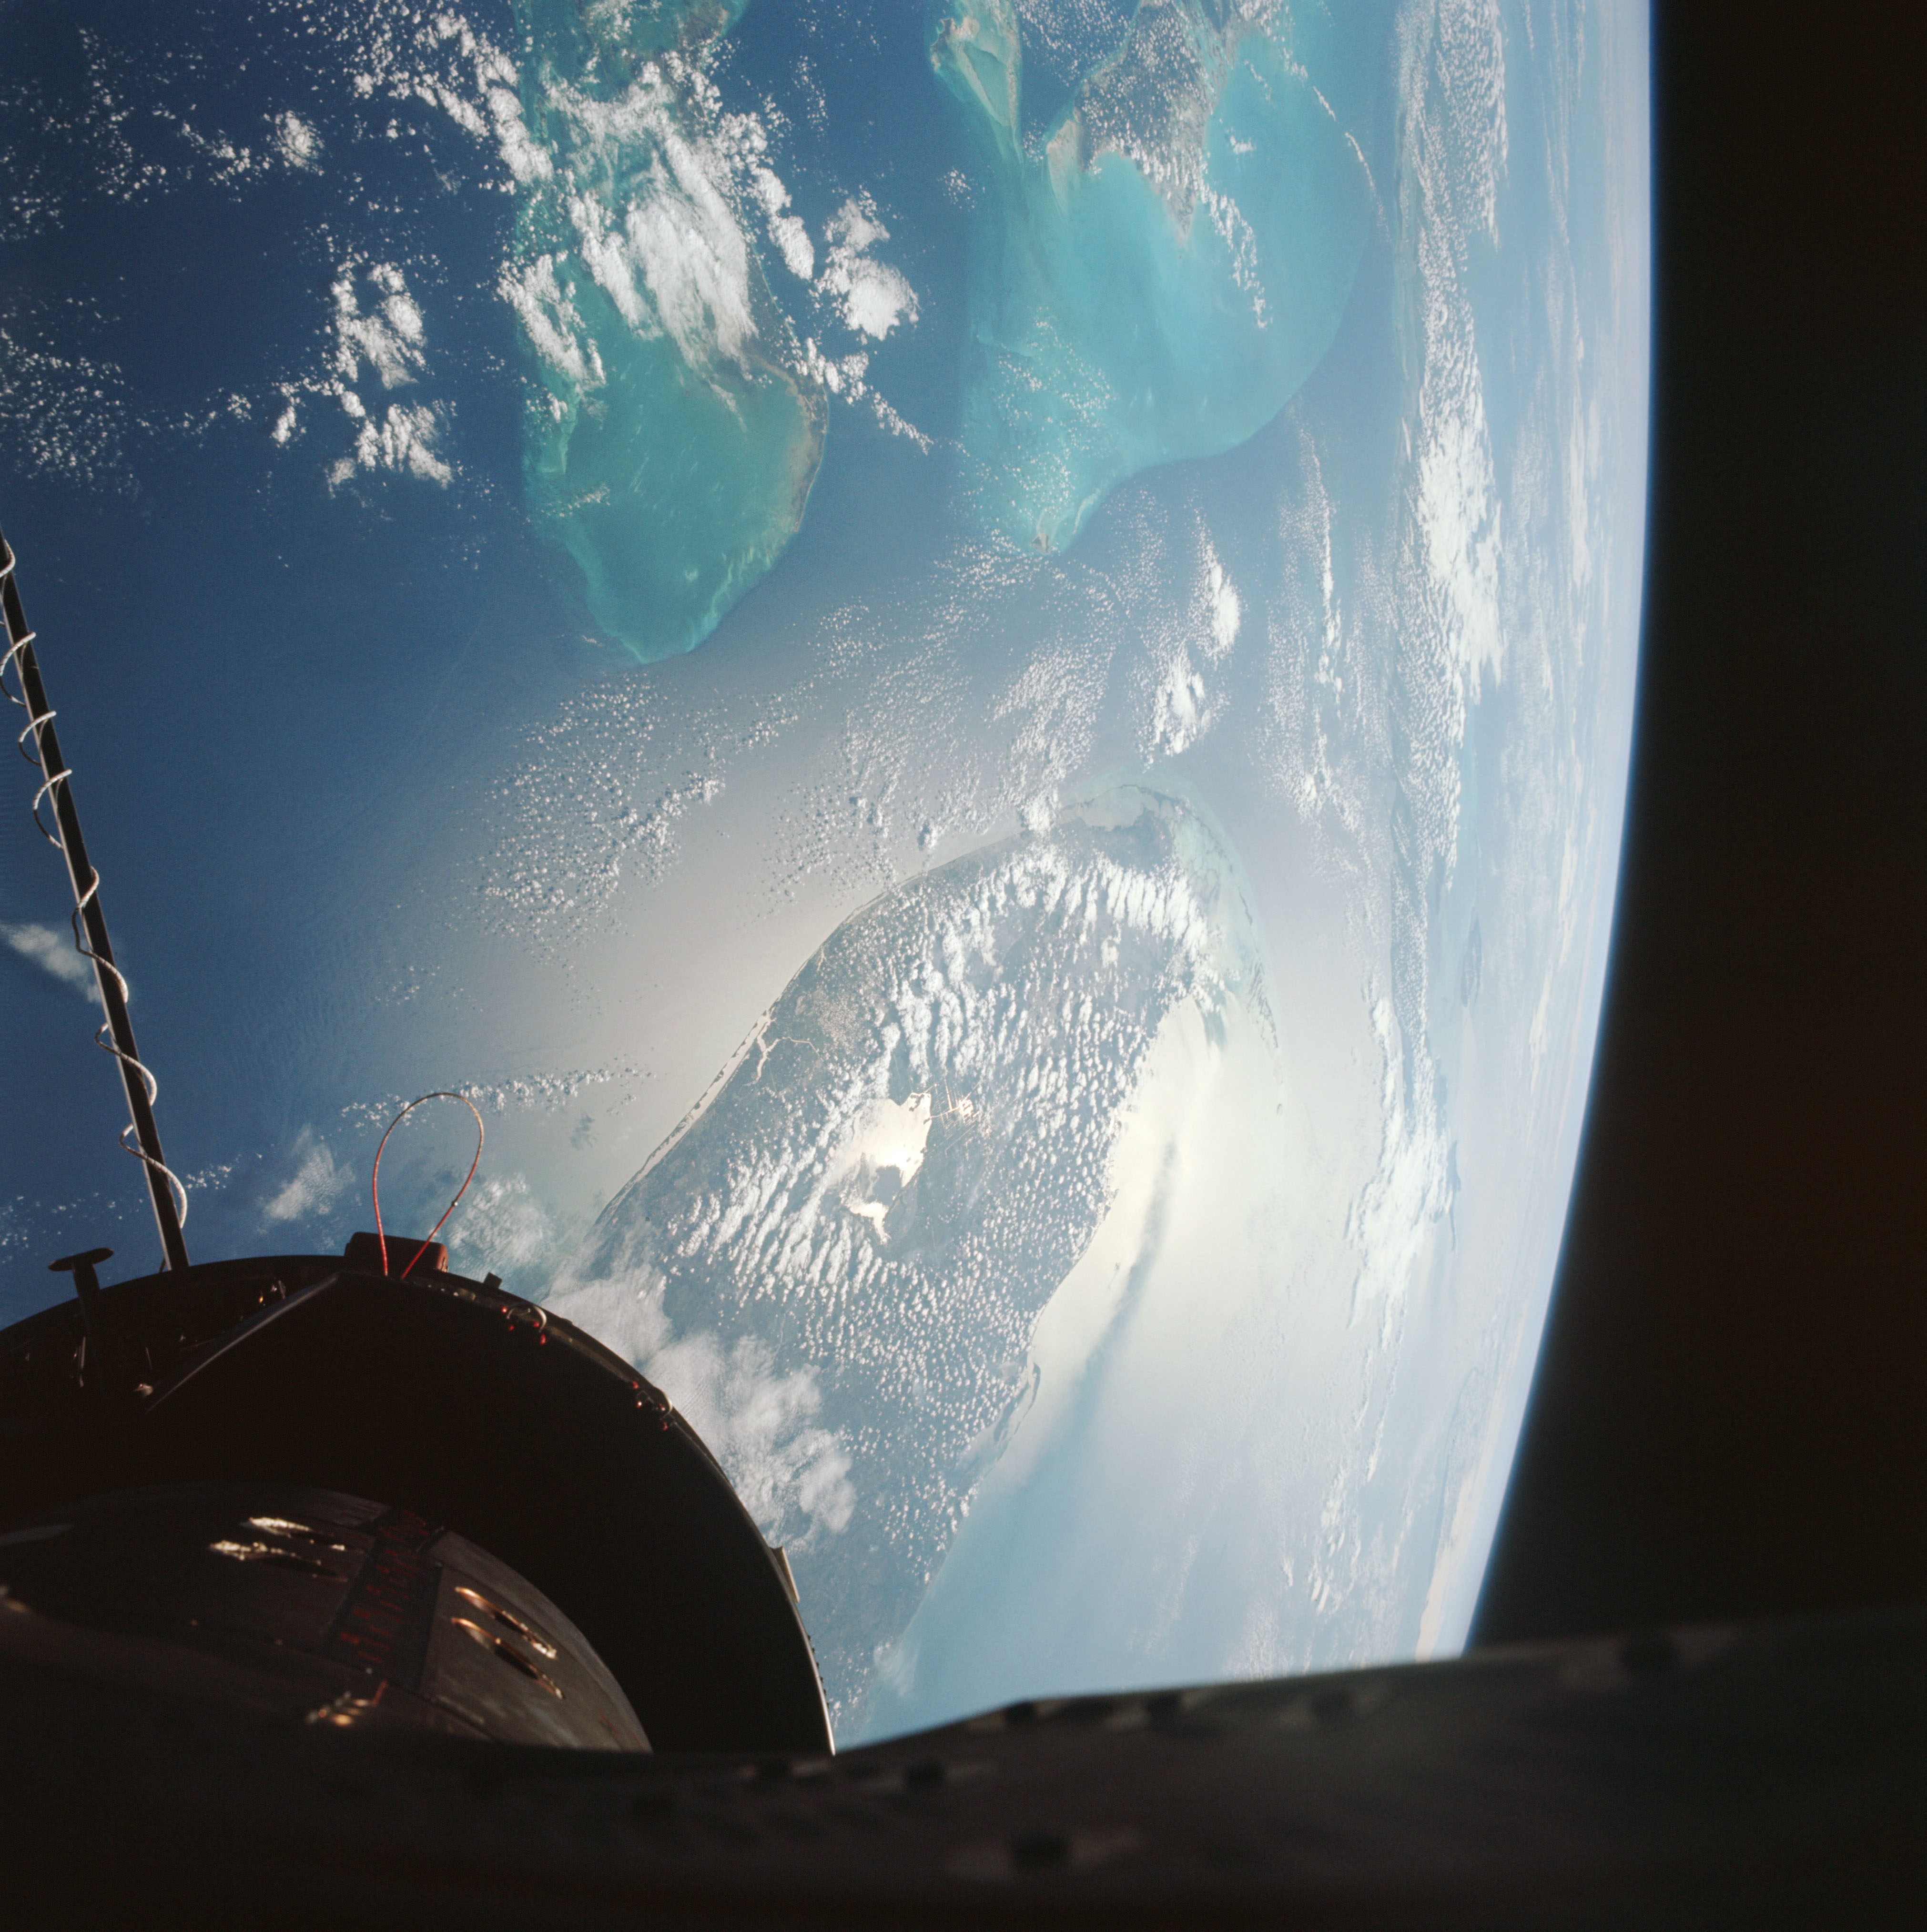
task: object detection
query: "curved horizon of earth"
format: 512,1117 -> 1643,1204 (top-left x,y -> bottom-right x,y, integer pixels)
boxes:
1,0 -> 1650,1756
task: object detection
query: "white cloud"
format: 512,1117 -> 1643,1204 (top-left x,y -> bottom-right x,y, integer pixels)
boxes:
651,1328 -> 857,1552
263,1129 -> 347,1225
798,337 -> 933,450
625,133 -> 759,372
1344,997 -> 1450,1321
826,1092 -> 934,1232
286,258 -> 456,488
497,254 -> 605,389
330,401 -> 453,488
750,164 -> 814,281
1142,527 -> 1245,760
817,196 -> 920,341
552,1262 -> 856,1554
272,112 -> 322,171
447,1171 -> 555,1272
332,260 -> 427,392
536,73 -> 765,383
1151,650 -> 1210,757
360,7 -> 546,187
486,83 -> 552,184
1203,546 -> 1242,661
0,922 -> 95,999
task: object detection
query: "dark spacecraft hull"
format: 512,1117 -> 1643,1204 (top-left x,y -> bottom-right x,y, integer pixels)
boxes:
0,1596 -> 1920,1927
2,1256 -> 1919,1924
0,1480 -> 652,1749
0,1251 -> 830,1755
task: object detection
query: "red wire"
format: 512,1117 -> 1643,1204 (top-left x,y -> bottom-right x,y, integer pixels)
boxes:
371,1091 -> 486,1278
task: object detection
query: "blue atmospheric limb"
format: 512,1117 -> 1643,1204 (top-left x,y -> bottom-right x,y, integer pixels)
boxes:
504,0 -> 825,661
933,0 -> 1374,554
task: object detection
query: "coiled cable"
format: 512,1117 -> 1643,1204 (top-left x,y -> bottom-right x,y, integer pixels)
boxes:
0,529 -> 189,1268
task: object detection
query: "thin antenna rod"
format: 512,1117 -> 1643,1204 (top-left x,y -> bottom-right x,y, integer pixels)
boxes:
0,528 -> 190,1273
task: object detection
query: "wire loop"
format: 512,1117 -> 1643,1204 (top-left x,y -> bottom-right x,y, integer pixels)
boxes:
370,1092 -> 486,1279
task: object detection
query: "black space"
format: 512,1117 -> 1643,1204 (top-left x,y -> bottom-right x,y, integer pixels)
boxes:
1471,8 -> 1927,1645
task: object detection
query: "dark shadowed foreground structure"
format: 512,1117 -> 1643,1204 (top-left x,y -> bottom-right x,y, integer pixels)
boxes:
2,1238 -> 1920,1925
0,1248 -> 831,1757
1,1596 -> 1921,1928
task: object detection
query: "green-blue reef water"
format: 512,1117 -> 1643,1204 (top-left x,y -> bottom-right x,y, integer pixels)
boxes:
505,0 -> 824,660
934,0 -> 1374,553
501,0 -> 1375,651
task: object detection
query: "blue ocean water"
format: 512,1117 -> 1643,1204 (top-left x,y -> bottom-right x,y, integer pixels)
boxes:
934,0 -> 1373,553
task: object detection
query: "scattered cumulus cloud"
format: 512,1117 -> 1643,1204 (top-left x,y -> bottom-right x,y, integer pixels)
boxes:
749,164 -> 814,281
447,1170 -> 556,1273
164,105 -> 327,186
0,922 -> 95,999
1202,542 -> 1242,660
296,258 -> 455,487
497,254 -> 604,391
552,1263 -> 857,1556
650,1327 -> 857,1554
1143,526 -> 1243,758
333,260 -> 428,391
271,111 -> 322,171
35,7 -> 930,496
528,67 -> 769,383
1345,995 -> 1451,1325
0,328 -> 132,490
262,1128 -> 348,1225
1151,652 -> 1210,756
817,195 -> 919,341
327,401 -> 452,489
0,6 -> 531,491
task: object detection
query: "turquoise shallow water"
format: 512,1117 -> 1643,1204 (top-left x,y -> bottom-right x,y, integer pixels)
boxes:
500,0 -> 1373,652
507,0 -> 824,660
934,0 -> 1373,553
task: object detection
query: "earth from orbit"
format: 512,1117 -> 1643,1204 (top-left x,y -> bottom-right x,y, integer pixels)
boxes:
0,1 -> 1648,1742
